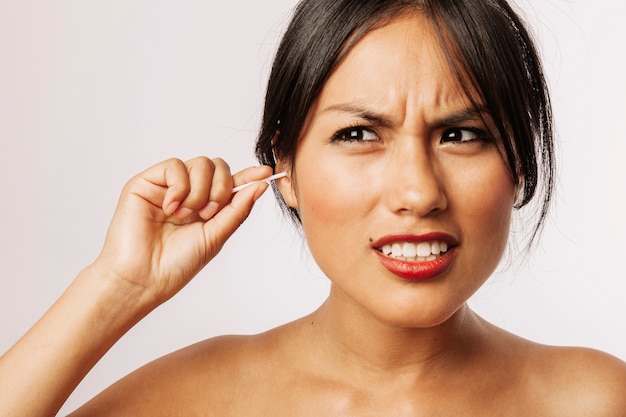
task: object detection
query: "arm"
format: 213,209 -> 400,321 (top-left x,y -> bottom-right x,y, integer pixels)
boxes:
0,157 -> 272,417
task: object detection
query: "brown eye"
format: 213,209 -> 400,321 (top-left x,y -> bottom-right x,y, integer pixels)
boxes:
441,128 -> 490,143
331,126 -> 378,142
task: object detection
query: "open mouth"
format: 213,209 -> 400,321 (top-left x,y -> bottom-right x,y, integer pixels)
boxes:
378,241 -> 449,262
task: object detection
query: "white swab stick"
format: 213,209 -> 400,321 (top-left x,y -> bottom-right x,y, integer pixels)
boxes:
231,172 -> 287,193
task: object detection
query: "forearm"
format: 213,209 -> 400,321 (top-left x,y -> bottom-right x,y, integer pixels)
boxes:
0,159 -> 269,416
0,265 -> 152,417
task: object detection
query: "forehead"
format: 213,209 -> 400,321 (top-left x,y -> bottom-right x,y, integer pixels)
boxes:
310,14 -> 478,122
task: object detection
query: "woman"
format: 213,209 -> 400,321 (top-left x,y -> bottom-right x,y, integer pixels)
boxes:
1,0 -> 625,415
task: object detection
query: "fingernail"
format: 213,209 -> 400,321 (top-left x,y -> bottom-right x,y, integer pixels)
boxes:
164,201 -> 180,216
175,206 -> 194,218
199,201 -> 220,220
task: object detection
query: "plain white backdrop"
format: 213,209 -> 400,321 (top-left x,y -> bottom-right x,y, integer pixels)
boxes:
0,0 -> 624,414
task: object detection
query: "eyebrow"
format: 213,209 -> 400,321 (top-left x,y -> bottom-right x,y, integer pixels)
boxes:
433,106 -> 492,129
320,102 -> 491,129
320,103 -> 395,127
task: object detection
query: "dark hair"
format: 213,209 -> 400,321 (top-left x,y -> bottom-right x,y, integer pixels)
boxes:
255,0 -> 554,247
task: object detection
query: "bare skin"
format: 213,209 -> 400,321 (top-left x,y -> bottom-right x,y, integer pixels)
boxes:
0,158 -> 273,416
2,13 -> 626,417
70,308 -> 626,416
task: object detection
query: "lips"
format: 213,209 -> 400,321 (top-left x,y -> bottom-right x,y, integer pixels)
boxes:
372,233 -> 457,280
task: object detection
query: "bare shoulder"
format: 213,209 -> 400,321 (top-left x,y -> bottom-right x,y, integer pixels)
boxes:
476,320 -> 626,416
68,329 -> 288,416
528,344 -> 626,416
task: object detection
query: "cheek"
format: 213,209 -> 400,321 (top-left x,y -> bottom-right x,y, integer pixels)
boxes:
454,160 -> 515,252
295,153 -> 380,254
293,151 -> 377,241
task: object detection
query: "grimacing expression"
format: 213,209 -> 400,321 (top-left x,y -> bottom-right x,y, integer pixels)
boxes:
277,14 -> 516,328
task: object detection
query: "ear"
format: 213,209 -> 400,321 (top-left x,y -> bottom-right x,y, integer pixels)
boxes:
513,167 -> 524,208
274,157 -> 299,209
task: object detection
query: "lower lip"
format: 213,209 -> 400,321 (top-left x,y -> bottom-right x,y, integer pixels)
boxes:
374,248 -> 456,280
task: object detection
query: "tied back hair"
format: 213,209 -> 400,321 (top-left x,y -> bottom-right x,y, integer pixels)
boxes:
255,0 -> 554,249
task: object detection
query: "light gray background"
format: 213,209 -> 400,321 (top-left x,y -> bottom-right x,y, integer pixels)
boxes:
0,0 -> 624,414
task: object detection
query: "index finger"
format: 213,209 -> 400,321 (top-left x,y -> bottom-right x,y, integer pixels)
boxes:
231,165 -> 275,191
197,165 -> 273,220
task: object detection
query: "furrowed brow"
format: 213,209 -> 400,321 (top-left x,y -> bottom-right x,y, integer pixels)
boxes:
321,103 -> 394,127
321,103 -> 494,131
434,107 -> 492,129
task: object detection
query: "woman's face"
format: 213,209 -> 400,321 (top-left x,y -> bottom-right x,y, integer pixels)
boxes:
280,14 -> 516,328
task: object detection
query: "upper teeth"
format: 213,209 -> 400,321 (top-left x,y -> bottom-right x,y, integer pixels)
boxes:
380,241 -> 448,261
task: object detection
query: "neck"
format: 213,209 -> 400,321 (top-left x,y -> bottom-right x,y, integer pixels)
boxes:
307,285 -> 484,378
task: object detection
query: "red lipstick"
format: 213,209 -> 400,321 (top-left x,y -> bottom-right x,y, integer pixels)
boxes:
371,233 -> 457,280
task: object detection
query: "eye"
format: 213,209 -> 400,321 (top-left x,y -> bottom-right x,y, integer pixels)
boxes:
331,126 -> 379,142
440,128 -> 490,144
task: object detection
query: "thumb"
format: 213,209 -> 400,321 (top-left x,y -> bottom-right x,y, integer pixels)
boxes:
202,181 -> 269,255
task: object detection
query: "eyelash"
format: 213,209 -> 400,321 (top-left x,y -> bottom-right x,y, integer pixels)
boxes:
330,124 -> 379,143
330,125 -> 492,144
440,127 -> 493,144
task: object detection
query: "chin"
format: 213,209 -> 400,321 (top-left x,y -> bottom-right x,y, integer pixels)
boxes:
371,302 -> 468,330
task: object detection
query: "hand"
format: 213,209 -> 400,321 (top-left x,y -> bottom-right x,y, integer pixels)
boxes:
93,157 -> 273,308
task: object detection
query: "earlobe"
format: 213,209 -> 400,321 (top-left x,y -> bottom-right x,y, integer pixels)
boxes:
271,128 -> 298,208
513,173 -> 524,208
274,164 -> 298,209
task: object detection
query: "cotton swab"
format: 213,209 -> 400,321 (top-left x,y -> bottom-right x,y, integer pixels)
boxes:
231,172 -> 287,193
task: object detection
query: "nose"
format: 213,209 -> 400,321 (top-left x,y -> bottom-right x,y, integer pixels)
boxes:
384,140 -> 447,217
